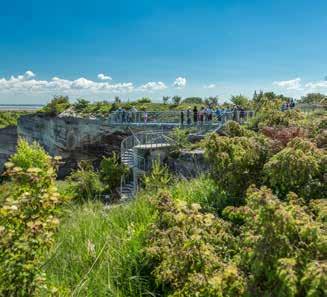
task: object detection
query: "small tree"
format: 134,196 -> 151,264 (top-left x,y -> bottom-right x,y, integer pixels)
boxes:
162,96 -> 170,104
230,95 -> 249,108
0,140 -> 64,296
99,153 -> 128,195
172,96 -> 182,105
73,98 -> 90,113
67,161 -> 103,201
42,95 -> 70,116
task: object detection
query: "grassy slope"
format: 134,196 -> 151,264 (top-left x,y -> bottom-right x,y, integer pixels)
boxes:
44,197 -> 156,296
45,176 -> 218,296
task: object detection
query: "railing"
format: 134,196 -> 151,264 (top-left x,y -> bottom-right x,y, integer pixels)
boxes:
107,110 -> 255,126
118,109 -> 256,199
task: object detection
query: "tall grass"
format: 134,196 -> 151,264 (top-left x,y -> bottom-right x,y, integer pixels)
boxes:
44,196 -> 156,296
45,176 -> 225,296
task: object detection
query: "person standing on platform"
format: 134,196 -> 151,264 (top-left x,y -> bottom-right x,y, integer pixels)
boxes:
193,106 -> 198,125
187,108 -> 191,125
180,110 -> 184,126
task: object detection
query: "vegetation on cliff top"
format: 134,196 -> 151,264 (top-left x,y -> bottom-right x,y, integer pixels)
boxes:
0,111 -> 28,129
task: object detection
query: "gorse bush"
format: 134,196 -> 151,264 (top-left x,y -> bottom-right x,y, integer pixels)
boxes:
0,142 -> 64,296
264,138 -> 327,200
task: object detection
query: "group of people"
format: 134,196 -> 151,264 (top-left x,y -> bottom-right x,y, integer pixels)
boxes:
281,99 -> 296,111
111,105 -> 249,125
180,105 -> 247,125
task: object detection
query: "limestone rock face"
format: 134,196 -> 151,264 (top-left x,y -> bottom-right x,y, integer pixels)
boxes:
0,126 -> 17,172
168,149 -> 209,178
17,114 -> 129,177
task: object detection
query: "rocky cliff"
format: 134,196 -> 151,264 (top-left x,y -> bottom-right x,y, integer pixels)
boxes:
17,114 -> 130,177
0,126 -> 17,172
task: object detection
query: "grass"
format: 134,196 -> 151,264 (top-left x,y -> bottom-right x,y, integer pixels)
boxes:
44,196 -> 156,297
45,176 -> 225,296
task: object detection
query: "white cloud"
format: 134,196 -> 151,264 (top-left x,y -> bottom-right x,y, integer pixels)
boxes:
97,73 -> 112,81
0,71 -> 134,93
273,78 -> 302,90
173,77 -> 187,89
138,81 -> 167,91
204,84 -> 216,89
305,80 -> 327,89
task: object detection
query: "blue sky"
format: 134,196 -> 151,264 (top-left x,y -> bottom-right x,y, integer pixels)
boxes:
0,0 -> 327,104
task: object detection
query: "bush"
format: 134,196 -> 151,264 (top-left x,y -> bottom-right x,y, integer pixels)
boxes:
0,143 -> 64,296
42,96 -> 70,116
143,160 -> 172,191
99,153 -> 128,195
224,186 -> 327,297
145,192 -> 245,297
264,138 -> 326,200
221,121 -> 255,137
73,98 -> 91,113
249,109 -> 304,130
0,111 -> 28,129
205,133 -> 270,199
10,139 -> 52,172
67,161 -> 103,201
137,97 -> 152,104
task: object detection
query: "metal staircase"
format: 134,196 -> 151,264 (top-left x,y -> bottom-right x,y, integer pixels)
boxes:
118,110 -> 256,200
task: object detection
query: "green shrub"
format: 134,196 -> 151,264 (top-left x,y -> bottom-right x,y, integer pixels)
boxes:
137,97 -> 152,104
145,192 -> 245,297
205,133 -> 270,199
264,138 -> 326,200
99,153 -> 128,195
0,111 -> 28,128
73,98 -> 91,113
224,186 -> 327,297
67,161 -> 103,201
221,121 -> 255,137
10,139 -> 52,172
42,96 -> 70,116
170,175 -> 229,214
143,160 -> 172,191
0,144 -> 64,296
249,108 -> 304,130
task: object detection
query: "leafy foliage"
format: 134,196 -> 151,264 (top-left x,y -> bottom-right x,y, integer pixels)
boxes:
146,192 -> 245,297
67,161 -> 103,201
10,138 -> 53,172
0,111 -> 28,128
99,153 -> 128,194
0,142 -> 64,296
263,138 -> 327,200
299,93 -> 327,105
205,133 -> 270,199
224,186 -> 327,297
42,96 -> 70,116
221,121 -> 255,137
143,160 -> 172,191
